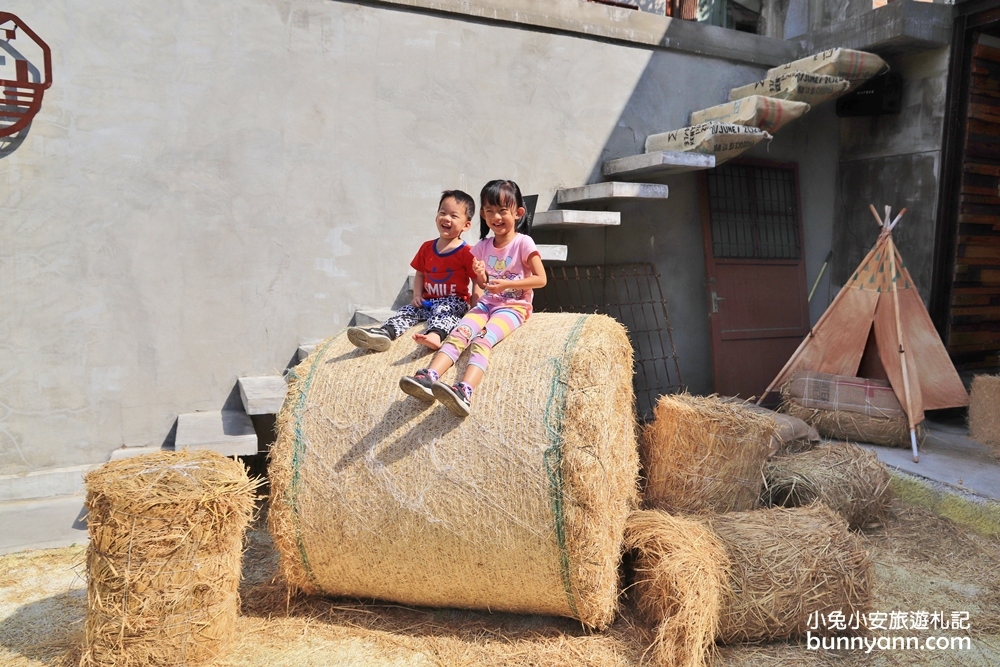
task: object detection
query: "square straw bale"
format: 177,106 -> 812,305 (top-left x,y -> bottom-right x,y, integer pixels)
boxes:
641,394 -> 776,514
970,374 -> 1000,453
81,450 -> 258,667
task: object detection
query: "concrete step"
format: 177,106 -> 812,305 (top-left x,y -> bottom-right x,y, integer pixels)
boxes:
109,446 -> 166,462
532,210 -> 620,229
174,410 -> 258,457
0,464 -> 96,503
353,307 -> 397,327
0,494 -> 89,555
298,340 -> 321,361
602,150 -> 715,180
556,182 -> 669,205
238,376 -> 288,415
537,245 -> 568,262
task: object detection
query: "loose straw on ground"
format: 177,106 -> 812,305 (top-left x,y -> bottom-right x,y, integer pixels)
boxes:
625,510 -> 727,667
762,443 -> 891,529
642,394 -> 776,513
81,449 -> 259,667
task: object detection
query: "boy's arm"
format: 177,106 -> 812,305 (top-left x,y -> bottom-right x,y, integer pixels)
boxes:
469,282 -> 484,307
411,271 -> 424,307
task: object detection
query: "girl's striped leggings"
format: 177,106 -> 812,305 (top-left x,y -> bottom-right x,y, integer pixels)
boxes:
438,301 -> 529,373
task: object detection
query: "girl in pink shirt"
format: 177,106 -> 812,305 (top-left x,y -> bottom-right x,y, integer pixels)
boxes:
399,180 -> 546,417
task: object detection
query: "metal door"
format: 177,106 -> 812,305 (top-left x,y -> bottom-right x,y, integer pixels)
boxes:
700,160 -> 810,398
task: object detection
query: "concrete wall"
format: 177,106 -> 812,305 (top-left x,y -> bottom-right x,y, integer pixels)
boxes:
1,0 -> 838,479
832,47 -> 950,302
759,0 -> 872,38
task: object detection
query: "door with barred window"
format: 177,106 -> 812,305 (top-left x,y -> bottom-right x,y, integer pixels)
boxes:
700,160 -> 810,398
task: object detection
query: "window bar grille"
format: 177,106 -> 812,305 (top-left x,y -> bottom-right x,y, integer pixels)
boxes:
534,263 -> 682,420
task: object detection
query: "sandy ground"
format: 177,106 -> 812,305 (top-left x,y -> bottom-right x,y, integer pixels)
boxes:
1,499 -> 997,667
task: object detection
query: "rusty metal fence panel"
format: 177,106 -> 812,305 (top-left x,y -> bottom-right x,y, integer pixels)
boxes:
533,263 -> 683,420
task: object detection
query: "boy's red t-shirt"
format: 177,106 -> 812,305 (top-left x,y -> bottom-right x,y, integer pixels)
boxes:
410,239 -> 477,302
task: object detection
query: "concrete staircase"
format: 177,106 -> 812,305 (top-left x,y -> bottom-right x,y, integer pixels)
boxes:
602,151 -> 715,180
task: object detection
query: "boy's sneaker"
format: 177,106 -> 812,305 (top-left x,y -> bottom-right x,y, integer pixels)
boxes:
432,381 -> 472,418
347,326 -> 392,352
399,368 -> 438,401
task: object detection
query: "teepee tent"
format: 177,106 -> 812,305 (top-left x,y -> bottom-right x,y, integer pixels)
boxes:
760,205 -> 969,462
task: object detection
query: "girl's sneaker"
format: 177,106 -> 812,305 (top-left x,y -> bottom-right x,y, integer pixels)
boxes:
347,326 -> 392,352
432,381 -> 472,418
399,368 -> 438,401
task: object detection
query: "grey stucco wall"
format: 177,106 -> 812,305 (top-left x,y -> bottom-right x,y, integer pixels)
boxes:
832,46 -> 949,302
2,0 -> 838,477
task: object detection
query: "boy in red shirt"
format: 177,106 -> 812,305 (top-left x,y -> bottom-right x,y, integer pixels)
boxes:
348,190 -> 479,352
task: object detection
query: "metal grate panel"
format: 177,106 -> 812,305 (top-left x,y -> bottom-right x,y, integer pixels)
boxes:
533,263 -> 682,421
706,163 -> 800,260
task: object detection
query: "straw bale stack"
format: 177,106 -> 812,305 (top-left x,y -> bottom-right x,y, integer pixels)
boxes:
641,394 -> 776,513
969,374 -> 1000,451
625,510 -> 727,667
706,505 -> 873,643
81,450 -> 258,667
762,443 -> 891,529
268,313 -> 638,630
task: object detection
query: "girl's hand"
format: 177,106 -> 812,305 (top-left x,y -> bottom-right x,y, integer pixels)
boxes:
472,258 -> 488,282
411,293 -> 423,308
485,279 -> 510,295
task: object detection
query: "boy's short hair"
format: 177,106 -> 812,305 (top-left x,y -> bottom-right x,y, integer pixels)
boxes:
440,190 -> 475,221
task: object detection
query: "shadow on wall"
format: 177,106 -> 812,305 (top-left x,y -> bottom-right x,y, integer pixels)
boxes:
0,12 -> 53,159
531,44 -> 770,395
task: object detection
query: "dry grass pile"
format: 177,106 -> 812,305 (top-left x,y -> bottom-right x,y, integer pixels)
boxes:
268,313 -> 639,630
81,450 -> 258,667
704,504 -> 873,643
783,400 -> 914,448
641,394 -> 776,513
970,374 -> 1000,452
762,443 -> 891,529
624,510 -> 728,667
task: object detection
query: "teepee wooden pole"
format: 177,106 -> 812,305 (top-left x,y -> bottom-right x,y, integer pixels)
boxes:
887,224 -> 920,462
889,208 -> 906,232
869,204 -> 883,227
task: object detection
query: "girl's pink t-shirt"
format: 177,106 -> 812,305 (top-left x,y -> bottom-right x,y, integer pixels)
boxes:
471,234 -> 540,314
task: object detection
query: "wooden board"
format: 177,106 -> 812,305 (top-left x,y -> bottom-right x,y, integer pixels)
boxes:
947,43 -> 1000,365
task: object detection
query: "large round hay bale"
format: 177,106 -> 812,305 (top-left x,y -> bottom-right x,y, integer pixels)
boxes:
970,374 -> 1000,452
81,450 -> 257,667
268,313 -> 638,629
625,510 -> 727,667
641,394 -> 775,513
706,504 -> 873,643
762,443 -> 891,529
